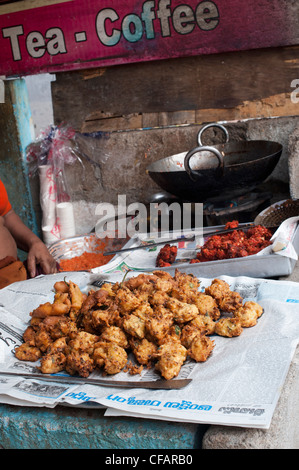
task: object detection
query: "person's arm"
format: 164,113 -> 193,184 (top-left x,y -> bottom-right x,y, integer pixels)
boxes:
0,216 -> 18,260
3,209 -> 57,277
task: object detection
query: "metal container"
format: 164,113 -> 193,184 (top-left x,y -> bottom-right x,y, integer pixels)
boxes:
103,223 -> 299,280
48,233 -> 128,269
147,123 -> 282,202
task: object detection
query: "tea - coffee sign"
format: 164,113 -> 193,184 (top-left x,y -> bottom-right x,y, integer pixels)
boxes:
0,0 -> 298,77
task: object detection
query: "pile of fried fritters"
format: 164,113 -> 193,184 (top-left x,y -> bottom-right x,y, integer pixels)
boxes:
15,270 -> 263,380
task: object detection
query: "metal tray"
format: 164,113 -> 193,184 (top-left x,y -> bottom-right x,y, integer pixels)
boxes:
120,223 -> 299,279
49,225 -> 299,280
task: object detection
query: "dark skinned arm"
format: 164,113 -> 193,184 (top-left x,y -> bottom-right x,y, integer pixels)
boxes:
3,209 -> 57,277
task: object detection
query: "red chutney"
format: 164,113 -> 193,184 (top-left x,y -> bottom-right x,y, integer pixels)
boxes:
156,221 -> 273,266
192,222 -> 273,263
156,244 -> 178,267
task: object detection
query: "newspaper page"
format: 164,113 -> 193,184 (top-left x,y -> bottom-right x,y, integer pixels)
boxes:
0,270 -> 299,429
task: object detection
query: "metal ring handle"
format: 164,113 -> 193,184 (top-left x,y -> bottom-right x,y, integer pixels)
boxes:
184,145 -> 224,182
197,123 -> 229,147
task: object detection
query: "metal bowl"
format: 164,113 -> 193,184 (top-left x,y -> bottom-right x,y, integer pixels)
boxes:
147,123 -> 282,202
48,233 -> 128,267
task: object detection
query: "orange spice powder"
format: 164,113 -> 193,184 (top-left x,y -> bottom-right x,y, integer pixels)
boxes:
59,237 -> 114,272
59,251 -> 114,271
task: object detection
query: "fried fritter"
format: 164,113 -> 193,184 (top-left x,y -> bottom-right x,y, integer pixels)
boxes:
132,302 -> 153,321
155,341 -> 187,380
174,269 -> 201,290
166,297 -> 198,323
124,273 -> 157,291
65,350 -> 95,378
30,296 -> 70,318
161,324 -> 182,344
115,286 -> 142,313
180,323 -> 203,349
42,316 -> 77,340
46,337 -> 68,355
145,306 -> 174,344
152,276 -> 175,294
193,293 -> 220,320
242,300 -> 263,318
92,305 -> 121,330
100,325 -> 129,349
93,341 -> 127,375
68,281 -> 84,319
170,287 -> 196,304
29,317 -> 43,330
218,291 -> 243,313
104,343 -> 128,375
54,292 -> 71,309
30,302 -> 54,318
149,290 -> 169,306
34,328 -> 53,353
153,270 -> 174,281
15,273 -> 264,380
234,301 -> 264,327
122,314 -> 146,340
80,288 -> 109,315
190,314 -> 216,335
188,335 -> 215,362
92,341 -> 107,369
15,343 -> 42,362
22,326 -> 36,346
68,331 -> 99,354
99,282 -> 116,297
40,352 -> 66,374
54,280 -> 69,293
205,278 -> 231,302
215,317 -> 243,337
130,338 -> 158,366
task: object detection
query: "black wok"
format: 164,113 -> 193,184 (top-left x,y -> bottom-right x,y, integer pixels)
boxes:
147,123 -> 282,202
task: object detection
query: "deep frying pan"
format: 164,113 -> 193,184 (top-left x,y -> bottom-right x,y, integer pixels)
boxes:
147,123 -> 282,202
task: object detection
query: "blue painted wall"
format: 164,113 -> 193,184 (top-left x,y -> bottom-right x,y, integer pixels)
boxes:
0,78 -> 38,258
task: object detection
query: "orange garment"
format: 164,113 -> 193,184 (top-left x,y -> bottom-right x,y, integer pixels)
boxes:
0,179 -> 12,216
0,256 -> 27,289
0,180 -> 27,288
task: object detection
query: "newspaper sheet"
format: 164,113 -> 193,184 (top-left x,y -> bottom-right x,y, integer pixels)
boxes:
0,269 -> 299,429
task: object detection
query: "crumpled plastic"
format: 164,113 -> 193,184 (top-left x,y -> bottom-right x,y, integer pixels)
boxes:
26,124 -> 85,244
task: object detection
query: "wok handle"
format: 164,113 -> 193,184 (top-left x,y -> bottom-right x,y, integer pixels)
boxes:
197,123 -> 229,146
184,145 -> 224,182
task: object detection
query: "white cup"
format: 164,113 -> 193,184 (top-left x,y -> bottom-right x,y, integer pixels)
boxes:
56,202 -> 76,239
42,224 -> 60,245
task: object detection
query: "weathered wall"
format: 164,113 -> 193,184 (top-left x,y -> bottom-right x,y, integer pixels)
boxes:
62,117 -> 296,206
0,79 -> 37,238
52,48 -> 298,181
48,45 -> 299,234
53,46 -> 299,132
